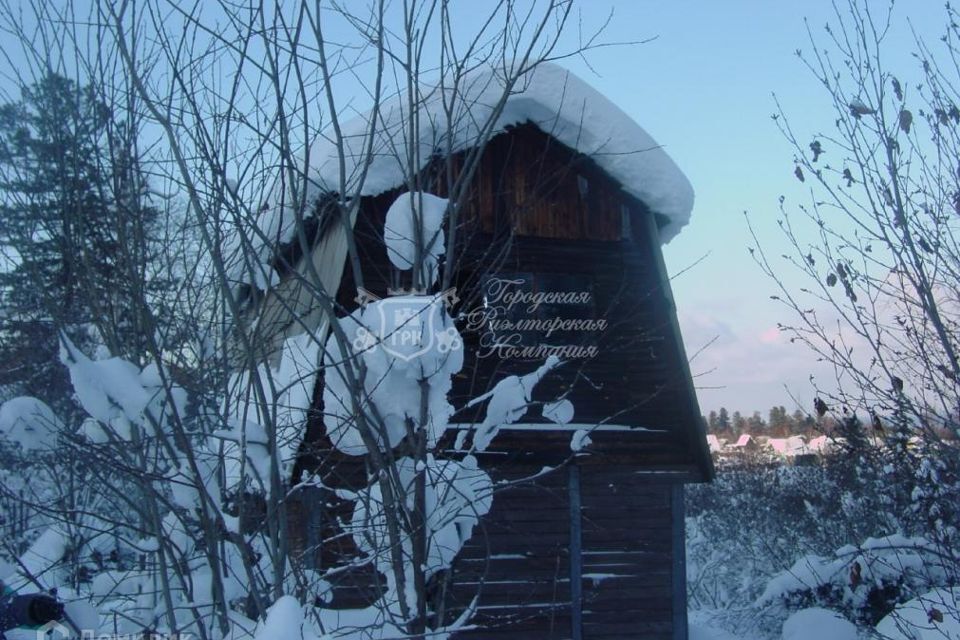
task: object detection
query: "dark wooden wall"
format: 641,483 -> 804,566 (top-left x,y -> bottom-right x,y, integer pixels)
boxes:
285,123 -> 705,638
326,123 -> 707,474
288,452 -> 685,638
443,454 -> 685,639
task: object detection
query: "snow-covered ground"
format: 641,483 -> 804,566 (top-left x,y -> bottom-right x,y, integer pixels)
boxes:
690,613 -> 757,640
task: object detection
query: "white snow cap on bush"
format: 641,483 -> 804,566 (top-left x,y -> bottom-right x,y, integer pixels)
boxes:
60,335 -> 187,441
254,595 -> 318,640
384,191 -> 448,285
232,61 -> 694,287
543,398 -> 574,424
0,396 -> 61,451
759,535 -> 941,606
212,420 -> 273,493
570,429 -> 592,452
351,455 -> 492,580
876,587 -> 960,639
224,331 -> 320,480
468,355 -> 561,451
782,608 -> 857,640
15,526 -> 69,589
323,293 -> 463,455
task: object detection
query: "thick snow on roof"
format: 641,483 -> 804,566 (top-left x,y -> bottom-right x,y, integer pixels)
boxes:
236,62 -> 693,287
732,434 -> 754,447
309,62 -> 693,235
705,434 -> 723,453
767,435 -> 809,457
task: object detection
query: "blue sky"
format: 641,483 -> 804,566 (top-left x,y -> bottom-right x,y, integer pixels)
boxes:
538,1 -> 948,414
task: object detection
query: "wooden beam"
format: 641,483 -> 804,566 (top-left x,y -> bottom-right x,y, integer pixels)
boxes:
671,484 -> 688,640
641,210 -> 715,482
569,464 -> 582,640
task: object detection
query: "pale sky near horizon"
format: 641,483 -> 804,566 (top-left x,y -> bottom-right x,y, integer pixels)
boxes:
549,1 -> 948,416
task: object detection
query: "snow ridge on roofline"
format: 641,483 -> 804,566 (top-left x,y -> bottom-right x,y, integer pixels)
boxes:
231,62 -> 693,289
307,61 -> 694,243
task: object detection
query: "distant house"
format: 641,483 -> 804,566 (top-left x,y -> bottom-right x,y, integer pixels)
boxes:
767,436 -> 809,458
807,435 -> 835,455
731,434 -> 759,451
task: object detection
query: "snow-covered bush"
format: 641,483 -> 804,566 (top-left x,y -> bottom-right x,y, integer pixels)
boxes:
686,455 -> 887,610
876,588 -> 960,639
687,437 -> 960,637
349,455 -> 492,584
0,189 -> 570,640
781,607 -> 857,640
0,1 -> 611,637
0,397 -> 62,452
760,535 -> 953,626
0,394 -> 120,590
0,398 -> 61,557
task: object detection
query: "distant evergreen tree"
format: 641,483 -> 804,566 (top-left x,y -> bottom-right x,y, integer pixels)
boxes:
717,407 -> 731,432
768,405 -> 791,436
732,410 -> 746,436
747,411 -> 766,431
791,409 -> 815,434
0,73 -> 166,417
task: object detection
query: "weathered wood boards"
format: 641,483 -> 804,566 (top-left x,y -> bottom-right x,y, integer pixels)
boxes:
283,123 -> 709,638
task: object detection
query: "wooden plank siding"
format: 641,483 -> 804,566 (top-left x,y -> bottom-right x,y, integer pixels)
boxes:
448,463 -> 574,639
449,464 -> 681,639
287,453 -> 684,638
578,468 -> 676,639
281,122 -> 708,637
323,124 -> 707,474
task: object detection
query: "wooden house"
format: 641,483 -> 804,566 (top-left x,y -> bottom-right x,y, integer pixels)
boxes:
731,434 -> 759,452
237,63 -> 713,640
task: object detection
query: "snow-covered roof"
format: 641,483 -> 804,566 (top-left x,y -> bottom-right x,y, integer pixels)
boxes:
310,62 -> 694,235
732,434 -> 755,447
767,436 -> 809,457
807,435 -> 834,454
234,62 -> 694,287
705,434 -> 723,453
